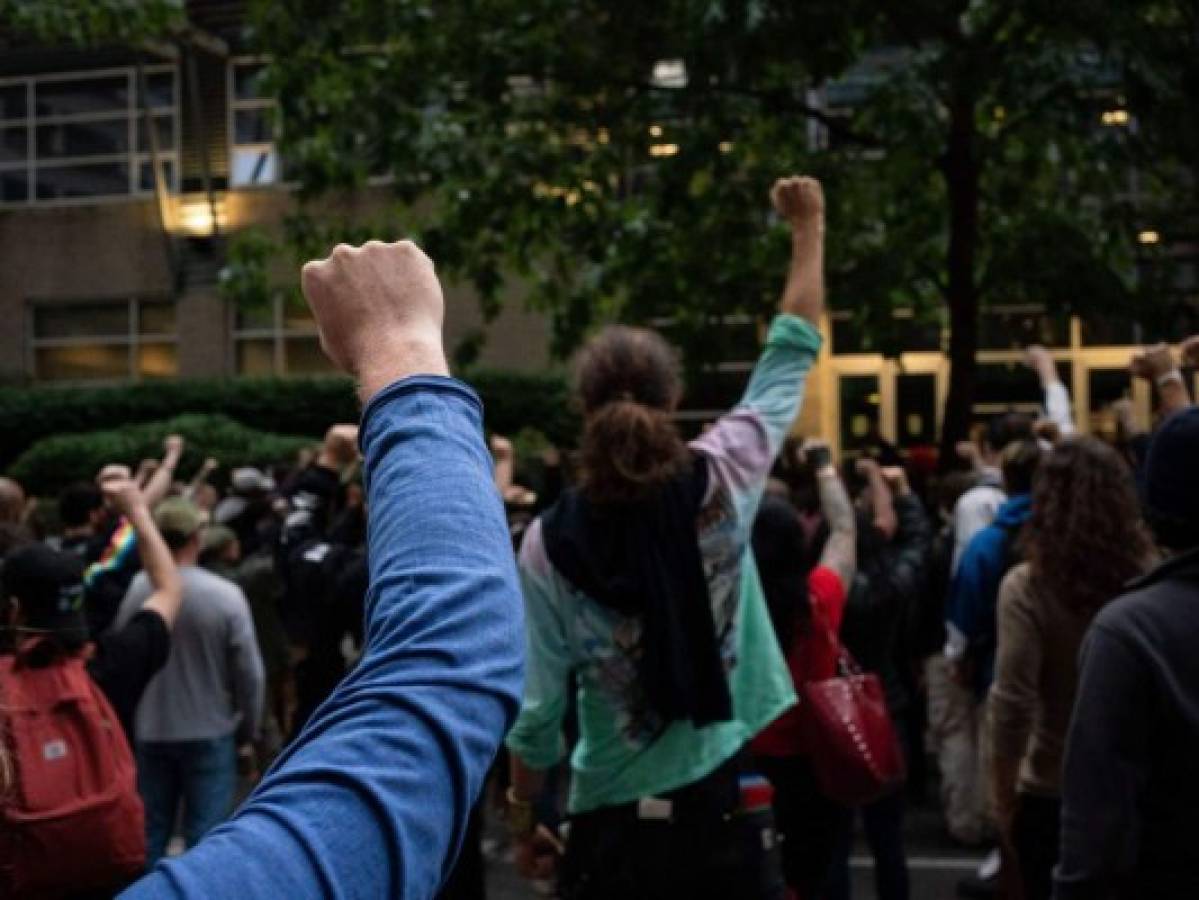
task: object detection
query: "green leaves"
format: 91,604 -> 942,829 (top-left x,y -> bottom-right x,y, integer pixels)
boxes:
0,0 -> 184,46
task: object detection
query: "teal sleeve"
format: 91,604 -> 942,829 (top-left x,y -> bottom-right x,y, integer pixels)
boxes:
505,521 -> 574,769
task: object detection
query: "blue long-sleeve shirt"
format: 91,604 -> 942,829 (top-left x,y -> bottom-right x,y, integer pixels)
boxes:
121,377 -> 525,900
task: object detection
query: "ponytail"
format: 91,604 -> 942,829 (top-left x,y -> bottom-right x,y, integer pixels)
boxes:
579,400 -> 689,503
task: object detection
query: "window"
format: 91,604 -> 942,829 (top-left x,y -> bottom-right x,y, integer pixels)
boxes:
29,299 -> 178,381
232,295 -> 336,375
0,67 -> 179,205
228,60 -> 281,187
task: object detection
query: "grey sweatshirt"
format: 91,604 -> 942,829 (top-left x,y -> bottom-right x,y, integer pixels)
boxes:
115,565 -> 265,744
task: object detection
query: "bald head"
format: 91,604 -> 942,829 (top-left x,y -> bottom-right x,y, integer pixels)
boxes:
0,477 -> 26,524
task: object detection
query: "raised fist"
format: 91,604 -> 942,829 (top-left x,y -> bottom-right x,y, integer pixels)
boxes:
770,176 -> 824,227
163,434 -> 184,460
490,435 -> 515,461
323,424 -> 361,469
99,472 -> 145,517
301,240 -> 449,400
1181,335 -> 1199,368
1130,344 -> 1176,382
1024,345 -> 1058,383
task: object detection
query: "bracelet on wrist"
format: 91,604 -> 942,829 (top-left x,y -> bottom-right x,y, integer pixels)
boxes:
505,786 -> 537,839
1157,370 -> 1185,389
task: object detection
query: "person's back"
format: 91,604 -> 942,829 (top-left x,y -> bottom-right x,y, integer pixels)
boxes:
1057,407 -> 1199,899
121,565 -> 263,743
113,497 -> 265,863
1056,551 -> 1199,898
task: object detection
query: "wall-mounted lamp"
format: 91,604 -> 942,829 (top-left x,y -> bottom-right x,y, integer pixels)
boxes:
172,193 -> 227,237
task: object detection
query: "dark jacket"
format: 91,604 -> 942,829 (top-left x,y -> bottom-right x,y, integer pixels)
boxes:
842,494 -> 931,716
1055,547 -> 1199,900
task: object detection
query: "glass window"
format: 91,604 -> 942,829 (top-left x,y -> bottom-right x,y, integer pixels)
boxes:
233,63 -> 270,101
34,302 -> 129,339
840,375 -> 880,454
230,60 -> 282,187
897,373 -> 937,448
0,85 -> 27,120
136,115 -> 174,152
35,345 -> 130,381
236,338 -> 276,375
138,159 -> 175,192
35,76 -> 128,117
0,170 -> 27,202
30,299 -> 177,382
231,147 -> 279,187
0,67 -> 178,206
35,162 -> 129,200
137,71 -> 175,110
137,342 -> 178,378
1,126 -> 27,164
234,108 -> 274,145
233,295 -> 335,376
37,119 -> 130,158
138,301 -> 176,335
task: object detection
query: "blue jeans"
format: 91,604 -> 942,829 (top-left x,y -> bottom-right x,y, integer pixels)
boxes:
138,734 -> 238,864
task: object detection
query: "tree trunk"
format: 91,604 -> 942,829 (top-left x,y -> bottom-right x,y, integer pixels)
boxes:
938,88 -> 981,471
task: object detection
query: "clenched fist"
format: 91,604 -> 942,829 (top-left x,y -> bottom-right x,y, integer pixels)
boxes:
301,240 -> 449,401
771,176 -> 824,229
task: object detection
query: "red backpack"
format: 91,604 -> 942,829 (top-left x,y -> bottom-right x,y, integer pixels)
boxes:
0,641 -> 146,898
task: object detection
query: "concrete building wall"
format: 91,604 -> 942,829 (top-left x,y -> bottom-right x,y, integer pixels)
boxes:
0,187 -> 554,383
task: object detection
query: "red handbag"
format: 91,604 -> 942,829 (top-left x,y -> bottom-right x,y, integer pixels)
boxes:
799,645 -> 907,807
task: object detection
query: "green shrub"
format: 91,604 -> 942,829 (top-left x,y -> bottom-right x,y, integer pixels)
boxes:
0,370 -> 577,470
9,414 -> 311,497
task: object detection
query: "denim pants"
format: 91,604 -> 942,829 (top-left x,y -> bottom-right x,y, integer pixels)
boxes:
137,734 -> 238,864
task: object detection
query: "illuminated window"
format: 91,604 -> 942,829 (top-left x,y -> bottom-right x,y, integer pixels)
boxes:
232,295 -> 335,375
228,60 -> 281,188
29,299 -> 178,382
0,67 -> 179,205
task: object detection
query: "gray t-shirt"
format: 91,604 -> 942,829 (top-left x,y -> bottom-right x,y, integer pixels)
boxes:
115,565 -> 265,744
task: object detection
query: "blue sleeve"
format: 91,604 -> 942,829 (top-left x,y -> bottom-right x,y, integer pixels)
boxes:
946,536 -> 990,641
120,377 -> 525,900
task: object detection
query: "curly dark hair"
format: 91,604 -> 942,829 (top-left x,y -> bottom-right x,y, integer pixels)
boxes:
574,326 -> 690,503
1024,437 -> 1153,613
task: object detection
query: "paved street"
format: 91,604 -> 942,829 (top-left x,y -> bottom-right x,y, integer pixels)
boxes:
484,787 -> 986,899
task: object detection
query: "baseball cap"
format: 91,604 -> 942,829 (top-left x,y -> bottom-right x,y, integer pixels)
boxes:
3,544 -> 87,641
201,524 -> 237,556
154,497 -> 204,543
232,467 -> 275,494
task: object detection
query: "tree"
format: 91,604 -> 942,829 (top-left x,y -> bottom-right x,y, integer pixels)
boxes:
0,0 -> 183,46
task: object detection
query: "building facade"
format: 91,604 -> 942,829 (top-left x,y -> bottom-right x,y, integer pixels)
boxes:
2,7 -> 1194,455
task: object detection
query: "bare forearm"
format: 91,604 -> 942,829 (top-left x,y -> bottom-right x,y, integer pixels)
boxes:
866,470 -> 897,538
779,228 -> 825,325
143,452 -> 180,507
510,754 -> 547,802
127,503 -> 182,625
1158,376 -> 1192,417
817,468 -> 857,584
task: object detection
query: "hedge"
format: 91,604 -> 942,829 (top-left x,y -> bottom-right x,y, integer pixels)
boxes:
9,414 -> 313,497
0,370 -> 578,471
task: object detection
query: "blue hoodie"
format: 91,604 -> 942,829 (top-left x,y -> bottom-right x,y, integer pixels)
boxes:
946,493 -> 1031,695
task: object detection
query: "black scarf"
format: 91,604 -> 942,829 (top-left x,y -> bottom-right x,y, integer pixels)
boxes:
540,457 -> 733,728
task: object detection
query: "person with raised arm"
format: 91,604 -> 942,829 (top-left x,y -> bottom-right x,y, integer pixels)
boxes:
504,177 -> 825,899
118,240 -> 525,899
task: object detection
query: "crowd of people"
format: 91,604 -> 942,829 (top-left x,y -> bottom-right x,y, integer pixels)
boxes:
0,176 -> 1197,900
